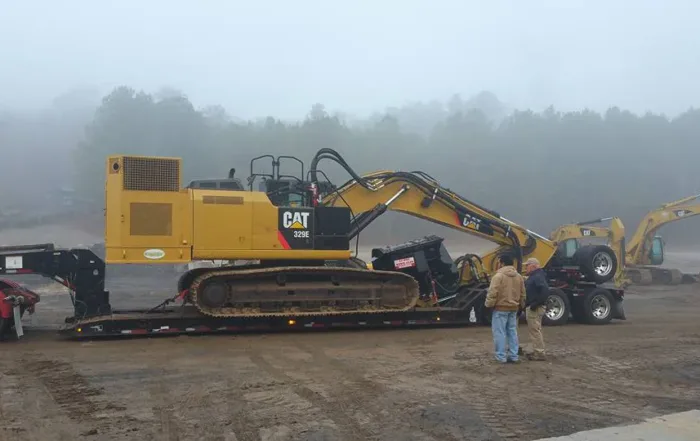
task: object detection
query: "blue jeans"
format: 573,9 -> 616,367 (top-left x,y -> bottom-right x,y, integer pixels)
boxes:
491,310 -> 519,362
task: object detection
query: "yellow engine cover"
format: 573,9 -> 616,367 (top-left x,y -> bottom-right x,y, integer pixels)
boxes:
104,155 -> 350,264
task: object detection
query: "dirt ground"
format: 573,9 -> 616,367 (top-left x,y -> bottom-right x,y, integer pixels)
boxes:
1,222 -> 700,441
1,278 -> 699,441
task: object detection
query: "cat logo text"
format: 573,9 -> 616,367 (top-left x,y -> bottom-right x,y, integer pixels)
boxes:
282,211 -> 310,229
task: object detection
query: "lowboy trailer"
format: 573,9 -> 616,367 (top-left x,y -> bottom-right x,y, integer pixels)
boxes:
0,237 -> 625,342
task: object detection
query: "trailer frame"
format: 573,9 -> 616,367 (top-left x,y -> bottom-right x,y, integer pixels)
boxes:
0,242 -> 625,342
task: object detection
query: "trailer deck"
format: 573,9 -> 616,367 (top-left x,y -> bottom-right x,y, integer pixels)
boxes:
0,240 -> 626,343
60,305 -> 474,339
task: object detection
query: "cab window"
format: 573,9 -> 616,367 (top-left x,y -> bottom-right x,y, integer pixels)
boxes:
649,237 -> 664,265
563,239 -> 579,258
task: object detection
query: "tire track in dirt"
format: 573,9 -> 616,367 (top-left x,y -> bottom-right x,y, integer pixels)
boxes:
488,338 -> 700,430
221,375 -> 260,441
449,371 -> 543,439
555,340 -> 700,397
513,348 -> 698,424
18,354 -> 139,439
415,347 -> 547,440
248,351 -> 374,441
421,341 -> 668,439
0,369 -> 30,440
149,373 -> 182,441
531,391 -> 649,422
1,359 -> 82,441
294,341 -> 463,441
146,360 -> 259,441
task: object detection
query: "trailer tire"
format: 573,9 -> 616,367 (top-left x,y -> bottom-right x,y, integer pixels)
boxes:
574,244 -> 618,284
542,288 -> 570,326
581,288 -> 614,325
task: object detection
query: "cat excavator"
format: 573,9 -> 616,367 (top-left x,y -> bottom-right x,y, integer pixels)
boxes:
624,194 -> 700,285
549,217 -> 626,288
102,148 -> 620,323
0,148 -> 626,342
549,194 -> 700,287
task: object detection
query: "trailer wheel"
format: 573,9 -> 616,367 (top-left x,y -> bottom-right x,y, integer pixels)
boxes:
542,288 -> 570,326
581,288 -> 613,325
574,245 -> 618,284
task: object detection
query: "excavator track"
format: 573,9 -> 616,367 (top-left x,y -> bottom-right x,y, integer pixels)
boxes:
187,266 -> 421,318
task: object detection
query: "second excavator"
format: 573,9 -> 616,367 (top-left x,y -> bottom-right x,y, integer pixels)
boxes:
550,194 -> 700,287
625,194 -> 700,285
549,217 -> 626,288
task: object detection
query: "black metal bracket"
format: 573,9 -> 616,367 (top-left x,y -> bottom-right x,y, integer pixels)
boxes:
0,244 -> 110,320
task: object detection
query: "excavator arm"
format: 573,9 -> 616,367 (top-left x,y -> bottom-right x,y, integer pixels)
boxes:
323,172 -> 557,277
311,149 -> 557,282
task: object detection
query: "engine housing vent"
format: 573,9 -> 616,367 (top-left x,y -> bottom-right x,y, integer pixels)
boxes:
122,156 -> 180,192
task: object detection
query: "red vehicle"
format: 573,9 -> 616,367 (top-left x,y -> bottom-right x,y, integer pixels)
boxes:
0,278 -> 40,340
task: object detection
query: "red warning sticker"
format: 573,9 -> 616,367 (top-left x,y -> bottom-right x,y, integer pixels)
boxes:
393,257 -> 416,269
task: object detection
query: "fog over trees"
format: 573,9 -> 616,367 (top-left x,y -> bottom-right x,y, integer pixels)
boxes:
1,86 -> 699,246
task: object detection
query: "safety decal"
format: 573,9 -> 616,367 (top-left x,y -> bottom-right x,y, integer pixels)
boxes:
393,257 -> 416,270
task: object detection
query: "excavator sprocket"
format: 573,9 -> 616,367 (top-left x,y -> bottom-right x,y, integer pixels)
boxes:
187,266 -> 421,318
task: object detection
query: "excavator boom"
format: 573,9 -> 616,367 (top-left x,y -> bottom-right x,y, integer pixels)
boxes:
321,169 -> 557,279
626,194 -> 700,265
312,149 -> 616,286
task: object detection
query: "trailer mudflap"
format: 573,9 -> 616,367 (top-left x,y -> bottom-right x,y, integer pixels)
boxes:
607,287 -> 626,320
13,304 -> 24,337
613,299 -> 626,320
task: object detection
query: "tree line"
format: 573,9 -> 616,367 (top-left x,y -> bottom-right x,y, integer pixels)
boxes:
4,86 -> 700,246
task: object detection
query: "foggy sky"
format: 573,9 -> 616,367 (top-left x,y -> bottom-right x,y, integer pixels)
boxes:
2,0 -> 698,119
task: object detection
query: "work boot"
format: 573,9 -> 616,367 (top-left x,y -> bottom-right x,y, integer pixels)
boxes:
517,347 -> 524,356
526,352 -> 547,361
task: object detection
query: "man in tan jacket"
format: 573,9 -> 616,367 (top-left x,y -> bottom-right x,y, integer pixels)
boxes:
484,254 -> 526,363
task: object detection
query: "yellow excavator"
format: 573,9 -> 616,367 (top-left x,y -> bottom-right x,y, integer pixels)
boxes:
549,217 -> 626,288
624,194 -> 700,285
103,149 -> 624,326
549,194 -> 700,287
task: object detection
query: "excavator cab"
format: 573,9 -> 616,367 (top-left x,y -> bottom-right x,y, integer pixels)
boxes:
248,155 -> 309,207
558,238 -> 581,258
649,236 -> 665,265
